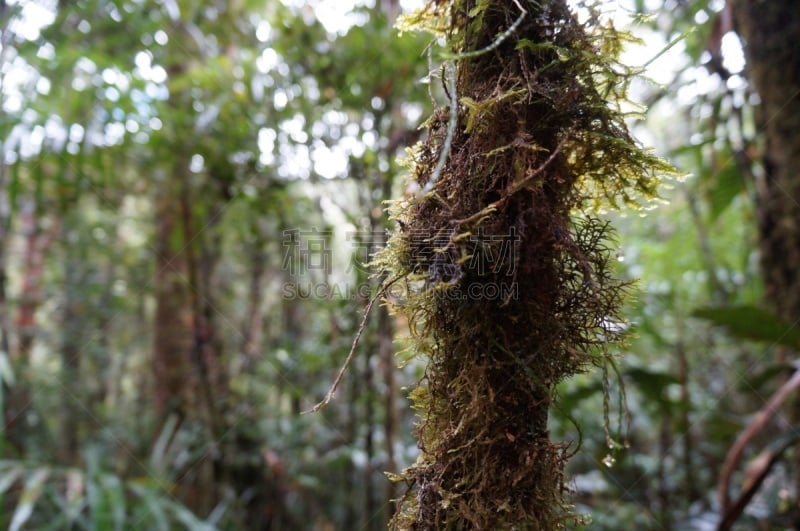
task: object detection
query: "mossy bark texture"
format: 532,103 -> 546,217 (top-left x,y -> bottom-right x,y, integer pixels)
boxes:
383,1 -> 668,529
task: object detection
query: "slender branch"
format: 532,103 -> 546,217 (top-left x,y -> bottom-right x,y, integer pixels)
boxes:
507,134 -> 569,194
686,190 -> 729,305
717,369 -> 800,521
421,61 -> 458,195
444,0 -> 528,61
303,276 -> 402,414
717,430 -> 800,531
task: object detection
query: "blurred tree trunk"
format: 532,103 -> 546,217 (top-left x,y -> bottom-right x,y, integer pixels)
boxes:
183,168 -> 228,441
240,236 -> 267,368
732,0 -> 800,524
152,152 -> 217,513
152,158 -> 194,422
372,188 -> 398,526
0,211 -> 11,453
733,2 -> 800,328
0,0 -> 10,384
379,299 -> 398,517
4,197 -> 57,454
0,104 -> 11,456
59,215 -> 86,465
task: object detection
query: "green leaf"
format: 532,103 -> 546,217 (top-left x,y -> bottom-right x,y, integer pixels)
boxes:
625,367 -> 679,408
738,363 -> 796,392
9,468 -> 50,531
150,413 -> 180,473
636,314 -> 673,349
467,0 -> 491,18
626,367 -> 678,390
708,164 -> 744,221
89,472 -> 126,531
168,500 -> 217,531
692,305 -> 800,349
99,474 -> 127,530
0,463 -> 24,494
129,482 -> 170,531
0,351 -> 13,421
554,379 -> 603,413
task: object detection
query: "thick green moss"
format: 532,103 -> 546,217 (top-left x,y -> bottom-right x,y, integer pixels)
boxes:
381,1 -> 673,529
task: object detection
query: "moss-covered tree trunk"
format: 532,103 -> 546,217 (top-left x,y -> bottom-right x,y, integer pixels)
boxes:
383,1 -> 668,529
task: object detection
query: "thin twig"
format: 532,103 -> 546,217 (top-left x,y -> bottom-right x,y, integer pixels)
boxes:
303,276 -> 402,414
507,133 -> 569,194
421,61 -> 457,195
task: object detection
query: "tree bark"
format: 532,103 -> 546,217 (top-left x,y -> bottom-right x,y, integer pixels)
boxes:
731,0 -> 800,526
59,218 -> 85,465
733,0 -> 800,322
4,199 -> 58,454
379,302 -> 399,518
152,161 -> 194,422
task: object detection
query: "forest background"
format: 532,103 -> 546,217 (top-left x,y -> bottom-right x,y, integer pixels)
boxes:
1,0 -> 798,529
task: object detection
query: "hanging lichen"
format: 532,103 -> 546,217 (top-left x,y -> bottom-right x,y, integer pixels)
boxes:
378,1 -> 674,529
